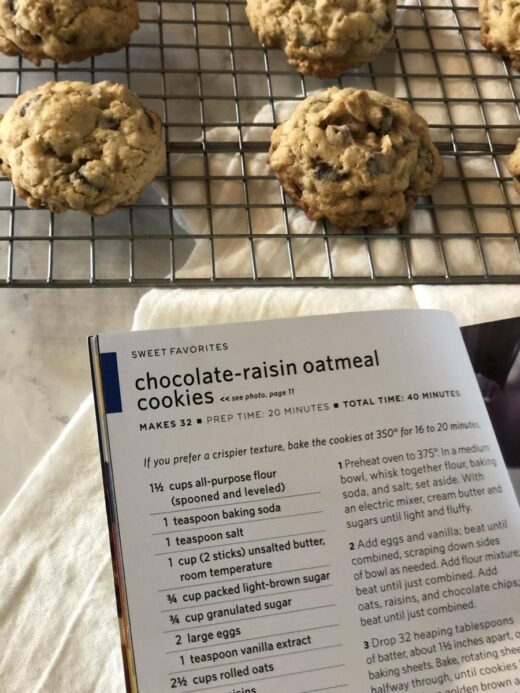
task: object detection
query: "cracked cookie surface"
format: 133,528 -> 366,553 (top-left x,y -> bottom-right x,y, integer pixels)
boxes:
246,0 -> 396,77
0,0 -> 138,64
479,0 -> 520,70
269,87 -> 443,229
0,81 -> 166,216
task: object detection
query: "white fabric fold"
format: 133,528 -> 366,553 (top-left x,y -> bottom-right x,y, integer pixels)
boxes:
131,286 -> 416,330
0,397 -> 123,693
413,285 -> 520,326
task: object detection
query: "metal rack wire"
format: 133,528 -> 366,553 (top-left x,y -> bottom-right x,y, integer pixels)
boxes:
0,0 -> 519,286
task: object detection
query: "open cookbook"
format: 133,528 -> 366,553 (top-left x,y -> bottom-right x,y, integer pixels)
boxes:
90,310 -> 520,693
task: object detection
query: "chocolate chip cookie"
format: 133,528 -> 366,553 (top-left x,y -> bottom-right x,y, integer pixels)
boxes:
0,0 -> 139,65
246,0 -> 396,77
269,88 -> 443,229
0,81 -> 166,216
479,0 -> 520,70
508,141 -> 520,194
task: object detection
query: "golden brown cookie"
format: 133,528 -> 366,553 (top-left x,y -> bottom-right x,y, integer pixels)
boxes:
0,81 -> 166,216
0,0 -> 138,65
246,0 -> 396,77
269,88 -> 443,229
479,0 -> 520,70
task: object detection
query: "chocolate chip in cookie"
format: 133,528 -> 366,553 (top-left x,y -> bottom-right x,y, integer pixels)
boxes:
100,115 -> 121,131
313,160 -> 347,182
19,93 -> 40,117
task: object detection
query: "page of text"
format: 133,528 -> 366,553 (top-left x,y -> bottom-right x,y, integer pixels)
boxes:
96,310 -> 520,693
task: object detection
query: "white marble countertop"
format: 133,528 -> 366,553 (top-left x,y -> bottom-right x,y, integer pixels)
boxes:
0,288 -> 146,515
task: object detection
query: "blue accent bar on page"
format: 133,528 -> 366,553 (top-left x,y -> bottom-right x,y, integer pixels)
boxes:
100,352 -> 123,414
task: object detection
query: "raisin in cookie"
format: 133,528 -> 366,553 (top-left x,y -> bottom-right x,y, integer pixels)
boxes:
246,0 -> 396,77
269,88 -> 442,229
479,0 -> 520,70
0,81 -> 166,216
507,141 -> 520,194
0,0 -> 139,65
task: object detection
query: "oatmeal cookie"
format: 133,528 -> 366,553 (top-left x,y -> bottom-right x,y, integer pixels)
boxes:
246,0 -> 396,77
269,87 -> 443,229
0,81 -> 166,216
0,0 -> 139,65
479,0 -> 520,70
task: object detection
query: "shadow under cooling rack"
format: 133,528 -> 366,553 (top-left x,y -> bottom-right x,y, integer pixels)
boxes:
0,0 -> 520,286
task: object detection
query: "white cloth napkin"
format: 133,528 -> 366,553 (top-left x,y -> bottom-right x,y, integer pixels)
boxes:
1,284 -> 520,693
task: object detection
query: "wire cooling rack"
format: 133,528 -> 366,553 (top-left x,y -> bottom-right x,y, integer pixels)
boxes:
0,0 -> 520,286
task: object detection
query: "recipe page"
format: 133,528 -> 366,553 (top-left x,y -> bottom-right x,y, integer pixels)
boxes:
94,310 -> 520,693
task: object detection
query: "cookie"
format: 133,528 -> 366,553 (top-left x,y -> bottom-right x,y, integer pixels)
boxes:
269,87 -> 443,229
0,0 -> 139,65
0,81 -> 166,216
507,141 -> 520,194
246,0 -> 396,77
479,0 -> 520,70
